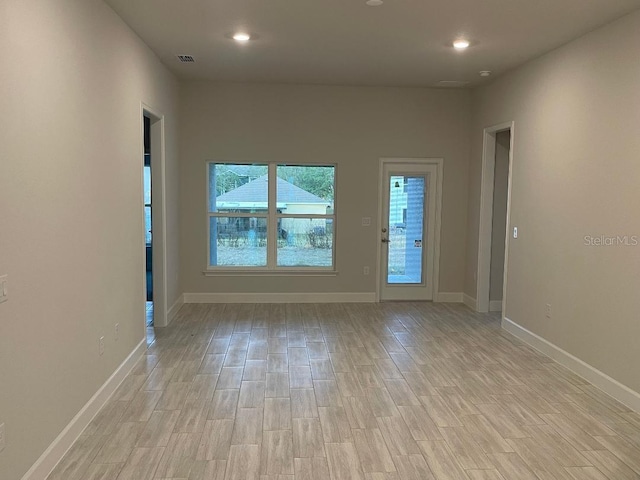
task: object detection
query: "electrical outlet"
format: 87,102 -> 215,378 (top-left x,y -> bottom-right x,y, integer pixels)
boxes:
99,336 -> 105,356
363,266 -> 370,275
361,217 -> 371,227
0,422 -> 6,453
545,304 -> 552,318
513,226 -> 518,239
115,323 -> 120,341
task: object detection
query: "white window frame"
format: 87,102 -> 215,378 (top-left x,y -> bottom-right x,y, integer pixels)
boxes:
205,162 -> 337,275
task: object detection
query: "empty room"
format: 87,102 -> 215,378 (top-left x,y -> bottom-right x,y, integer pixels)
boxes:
2,0 -> 640,479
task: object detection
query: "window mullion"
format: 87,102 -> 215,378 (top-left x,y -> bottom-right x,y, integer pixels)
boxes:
267,163 -> 277,268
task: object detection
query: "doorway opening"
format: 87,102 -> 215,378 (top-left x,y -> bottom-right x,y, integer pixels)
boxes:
142,105 -> 167,331
477,122 -> 514,314
377,158 -> 443,302
144,115 -> 153,326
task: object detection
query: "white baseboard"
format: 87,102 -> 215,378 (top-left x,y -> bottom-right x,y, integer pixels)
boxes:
22,340 -> 147,480
489,300 -> 503,312
502,317 -> 640,414
183,292 -> 376,303
434,292 -> 463,303
463,293 -> 477,311
167,294 -> 184,325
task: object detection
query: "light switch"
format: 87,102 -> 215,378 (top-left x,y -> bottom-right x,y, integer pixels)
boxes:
0,275 -> 7,304
362,217 -> 371,227
513,227 -> 518,239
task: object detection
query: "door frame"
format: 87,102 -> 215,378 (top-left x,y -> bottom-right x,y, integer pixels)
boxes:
376,157 -> 443,302
141,103 -> 169,327
476,121 -> 515,314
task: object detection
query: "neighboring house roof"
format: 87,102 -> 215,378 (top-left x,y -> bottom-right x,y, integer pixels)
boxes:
216,175 -> 330,205
224,165 -> 261,178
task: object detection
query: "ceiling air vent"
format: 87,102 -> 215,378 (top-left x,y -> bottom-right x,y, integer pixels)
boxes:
177,55 -> 195,63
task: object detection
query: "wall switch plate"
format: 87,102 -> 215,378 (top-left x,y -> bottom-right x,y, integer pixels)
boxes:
115,323 -> 120,341
513,226 -> 518,239
363,266 -> 370,275
0,422 -> 5,453
545,304 -> 552,318
0,275 -> 7,304
99,336 -> 105,356
362,217 -> 371,227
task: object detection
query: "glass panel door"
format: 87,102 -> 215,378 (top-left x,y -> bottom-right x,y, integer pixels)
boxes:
380,162 -> 437,301
387,175 -> 425,284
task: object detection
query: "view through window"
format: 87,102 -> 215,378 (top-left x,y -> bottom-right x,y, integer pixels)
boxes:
207,163 -> 335,269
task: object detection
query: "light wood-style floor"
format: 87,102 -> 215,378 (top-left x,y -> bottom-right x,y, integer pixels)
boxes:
47,303 -> 640,480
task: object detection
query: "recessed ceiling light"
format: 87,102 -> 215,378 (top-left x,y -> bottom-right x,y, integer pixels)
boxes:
479,70 -> 492,77
366,0 -> 383,6
233,33 -> 251,42
453,39 -> 470,50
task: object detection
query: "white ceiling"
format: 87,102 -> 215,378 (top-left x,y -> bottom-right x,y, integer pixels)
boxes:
105,0 -> 640,87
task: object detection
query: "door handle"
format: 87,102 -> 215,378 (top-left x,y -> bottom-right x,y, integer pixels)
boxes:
381,238 -> 390,243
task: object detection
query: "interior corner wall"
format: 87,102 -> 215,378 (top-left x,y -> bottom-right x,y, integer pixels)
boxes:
0,1 -> 179,478
466,11 -> 640,393
179,82 -> 471,297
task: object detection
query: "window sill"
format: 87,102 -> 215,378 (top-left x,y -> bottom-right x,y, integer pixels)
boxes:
202,269 -> 338,277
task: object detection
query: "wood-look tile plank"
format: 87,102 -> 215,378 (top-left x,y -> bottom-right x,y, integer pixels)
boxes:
260,430 -> 294,475
265,372 -> 290,398
325,443 -> 365,480
290,388 -> 318,418
80,463 -> 124,480
486,452 -> 539,480
239,381 -> 266,408
540,413 -> 606,451
593,435 -> 640,473
94,422 -> 143,464
120,390 -> 163,423
581,449 -> 640,480
376,416 -> 421,456
155,432 -> 201,478
136,409 -> 180,447
243,360 -> 267,381
462,414 -> 514,454
438,426 -> 495,470
465,470 -> 506,480
116,446 -> 165,480
46,434 -> 107,480
352,428 -> 396,474
319,406 -> 353,443
294,457 -> 331,480
264,397 -> 292,431
188,459 -> 227,480
420,395 -> 463,427
217,367 -> 244,389
290,365 -> 314,389
397,405 -> 443,442
224,444 -> 261,480
564,466 -> 610,480
417,439 -> 469,480
196,419 -> 234,460
231,407 -> 263,445
391,454 -> 435,480
292,418 -> 325,458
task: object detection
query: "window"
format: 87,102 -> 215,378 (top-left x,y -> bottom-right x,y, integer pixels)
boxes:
207,163 -> 335,270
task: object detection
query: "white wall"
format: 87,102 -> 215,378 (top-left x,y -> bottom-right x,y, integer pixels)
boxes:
466,11 -> 640,393
179,82 -> 471,296
0,1 -> 179,478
